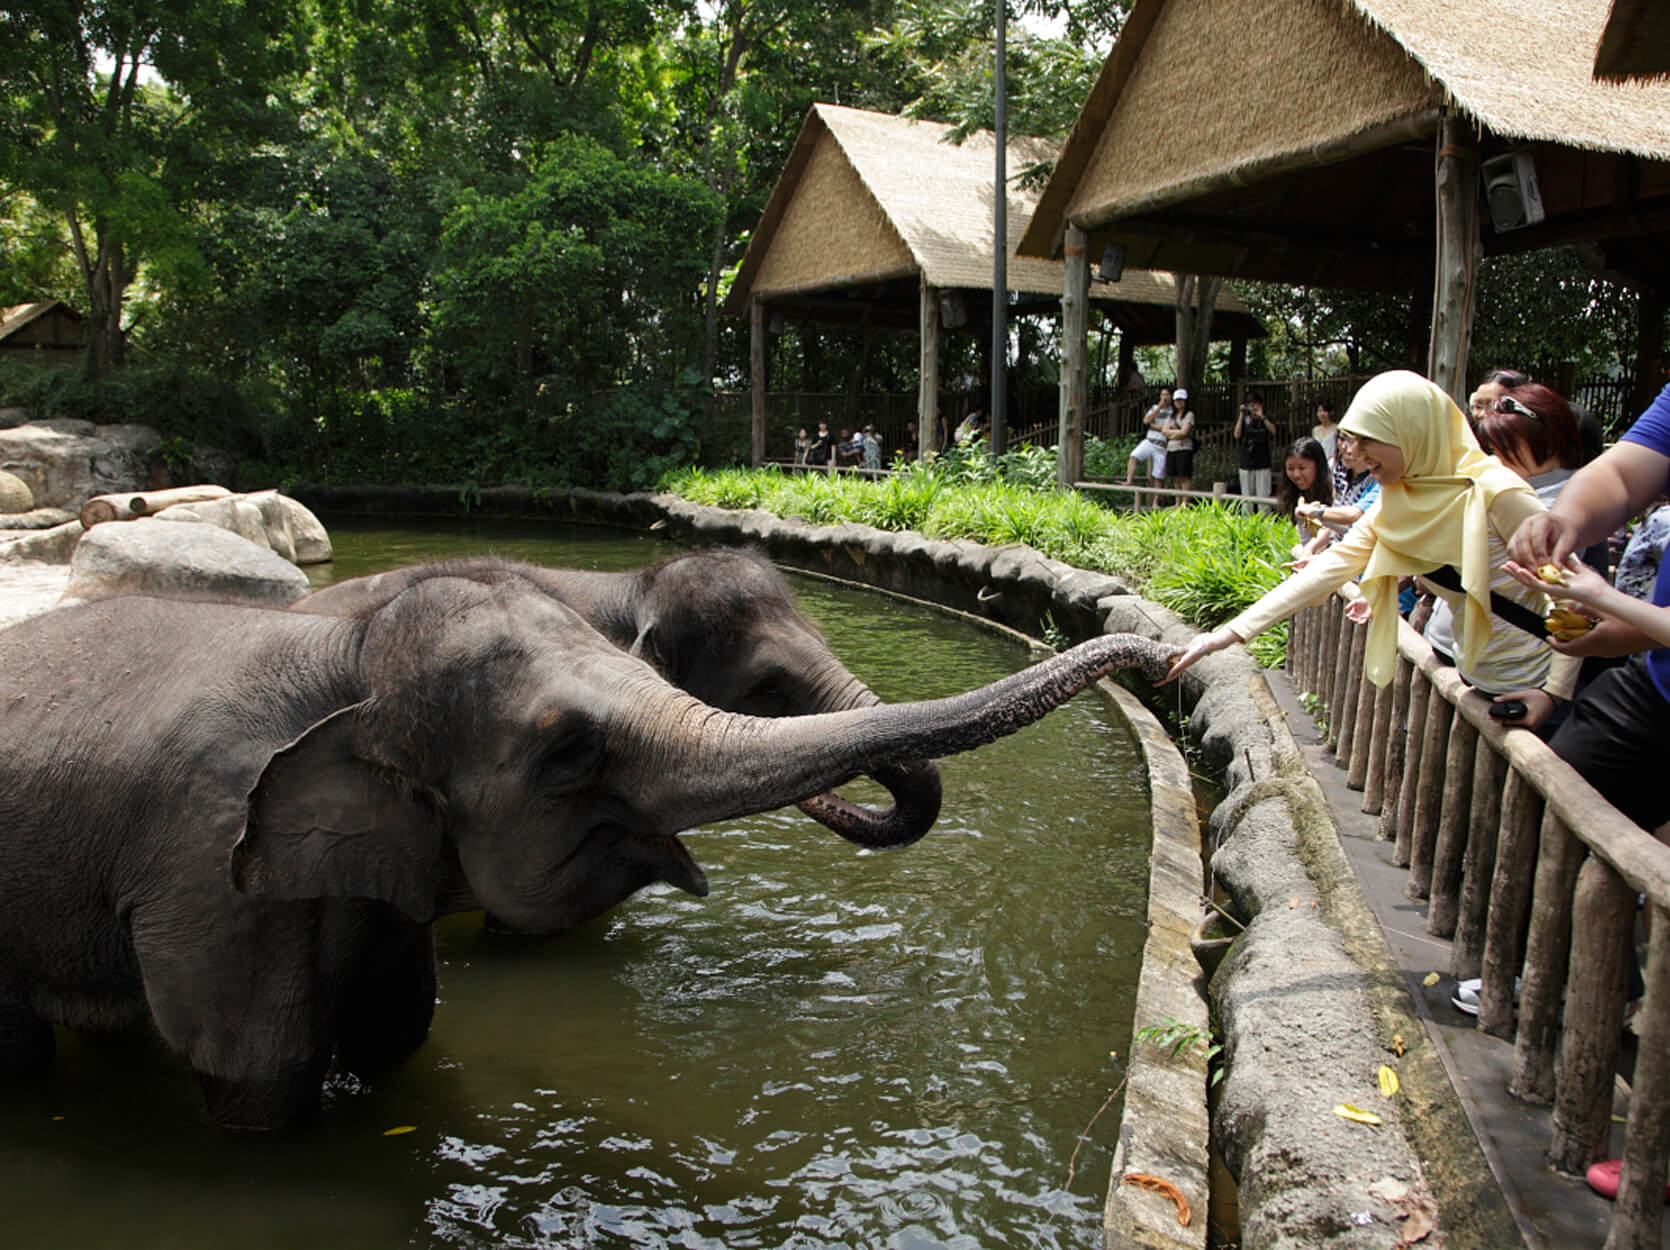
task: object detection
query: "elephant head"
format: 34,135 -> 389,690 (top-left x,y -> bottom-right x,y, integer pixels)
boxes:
243,571 -> 1173,935
294,549 -> 943,850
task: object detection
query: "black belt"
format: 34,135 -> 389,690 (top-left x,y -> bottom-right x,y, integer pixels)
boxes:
1420,564 -> 1548,640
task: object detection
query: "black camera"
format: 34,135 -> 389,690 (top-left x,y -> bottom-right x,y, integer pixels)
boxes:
1239,403 -> 1253,416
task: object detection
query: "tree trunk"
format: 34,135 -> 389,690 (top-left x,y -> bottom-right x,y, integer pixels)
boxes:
1427,113 -> 1482,404
1174,274 -> 1222,395
1057,224 -> 1089,487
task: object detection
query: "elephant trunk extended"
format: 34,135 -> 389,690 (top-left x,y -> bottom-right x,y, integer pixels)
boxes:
655,633 -> 1175,839
791,665 -> 943,850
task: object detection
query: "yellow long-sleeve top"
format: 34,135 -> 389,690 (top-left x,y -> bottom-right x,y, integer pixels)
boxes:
1226,488 -> 1578,699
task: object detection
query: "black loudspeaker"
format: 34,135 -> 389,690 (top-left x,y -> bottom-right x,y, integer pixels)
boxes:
1097,242 -> 1126,282
1481,151 -> 1546,233
938,292 -> 968,329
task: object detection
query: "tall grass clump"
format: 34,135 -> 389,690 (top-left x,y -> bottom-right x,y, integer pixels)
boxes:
654,465 -> 1296,665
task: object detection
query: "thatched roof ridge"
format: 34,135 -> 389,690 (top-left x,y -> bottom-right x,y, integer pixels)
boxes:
1595,0 -> 1670,82
1019,0 -> 1670,261
724,102 -> 1254,322
1347,0 -> 1670,153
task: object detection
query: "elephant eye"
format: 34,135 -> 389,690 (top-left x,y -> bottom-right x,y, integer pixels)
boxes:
533,723 -> 603,793
736,680 -> 787,716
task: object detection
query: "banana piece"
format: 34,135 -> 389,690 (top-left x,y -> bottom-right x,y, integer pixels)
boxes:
1536,563 -> 1569,586
1544,604 -> 1596,642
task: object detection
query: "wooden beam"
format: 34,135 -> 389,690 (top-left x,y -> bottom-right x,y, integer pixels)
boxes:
1427,115 -> 1482,405
1058,225 -> 1089,487
750,299 -> 766,467
919,277 -> 941,459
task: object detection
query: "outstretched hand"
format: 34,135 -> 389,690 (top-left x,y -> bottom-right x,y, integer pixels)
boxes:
1506,510 -> 1579,572
1502,556 -> 1610,613
1162,627 -> 1241,684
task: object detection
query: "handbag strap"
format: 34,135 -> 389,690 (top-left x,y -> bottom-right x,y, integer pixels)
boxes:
1420,564 -> 1549,640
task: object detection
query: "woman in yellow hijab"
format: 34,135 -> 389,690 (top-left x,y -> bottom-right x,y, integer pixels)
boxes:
1167,371 -> 1564,721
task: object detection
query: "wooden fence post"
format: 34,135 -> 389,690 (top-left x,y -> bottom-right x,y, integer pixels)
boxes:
1548,855 -> 1636,1173
1327,606 -> 1352,751
1335,619 -> 1367,765
1425,710 -> 1478,934
1479,770 -> 1544,1039
1451,736 -> 1508,980
1376,653 -> 1414,836
1511,809 -> 1586,1104
1607,907 -> 1670,1250
1319,604 -> 1342,738
919,278 -> 942,460
1407,684 -> 1452,895
1347,660 -> 1378,791
1393,669 -> 1430,864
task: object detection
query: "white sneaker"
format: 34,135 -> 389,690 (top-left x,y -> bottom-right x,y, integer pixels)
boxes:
1451,977 -> 1521,1015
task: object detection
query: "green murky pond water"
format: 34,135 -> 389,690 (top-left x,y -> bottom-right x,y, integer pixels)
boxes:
2,518 -> 1152,1249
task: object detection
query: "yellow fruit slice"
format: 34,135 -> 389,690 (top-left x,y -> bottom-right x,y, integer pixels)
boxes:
1378,1065 -> 1400,1098
1536,563 -> 1568,586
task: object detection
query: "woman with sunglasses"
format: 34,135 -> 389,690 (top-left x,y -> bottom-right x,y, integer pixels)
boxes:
1165,372 -> 1576,728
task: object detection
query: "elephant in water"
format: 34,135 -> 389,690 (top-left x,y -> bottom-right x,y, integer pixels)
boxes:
294,548 -> 940,849
0,567 -> 1172,1130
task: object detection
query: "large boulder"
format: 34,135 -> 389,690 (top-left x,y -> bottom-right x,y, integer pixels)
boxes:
151,489 -> 331,565
0,419 -> 161,510
62,517 -> 311,606
0,468 -> 32,513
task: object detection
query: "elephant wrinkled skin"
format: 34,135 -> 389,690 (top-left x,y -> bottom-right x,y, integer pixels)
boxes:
0,568 -> 1172,1130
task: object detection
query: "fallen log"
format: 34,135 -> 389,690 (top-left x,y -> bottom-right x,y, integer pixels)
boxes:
80,485 -> 232,530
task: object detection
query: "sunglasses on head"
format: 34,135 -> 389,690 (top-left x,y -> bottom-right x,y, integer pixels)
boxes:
1495,393 -> 1543,423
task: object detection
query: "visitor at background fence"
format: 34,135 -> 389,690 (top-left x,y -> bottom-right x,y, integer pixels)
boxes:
862,424 -> 883,470
1165,372 -> 1561,736
933,409 -> 953,457
1124,385 -> 1171,487
1291,433 -> 1378,565
956,407 -> 987,446
900,421 -> 920,463
793,427 -> 811,465
1408,382 -> 1592,722
1313,398 -> 1341,471
837,428 -> 863,468
806,421 -> 835,467
1505,379 -> 1670,832
1163,388 -> 1196,496
1235,395 -> 1277,510
1274,437 -> 1334,524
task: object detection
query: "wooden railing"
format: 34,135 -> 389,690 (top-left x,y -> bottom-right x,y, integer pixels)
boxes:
1289,592 -> 1670,1250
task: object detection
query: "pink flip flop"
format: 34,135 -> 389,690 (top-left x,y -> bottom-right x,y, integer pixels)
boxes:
1584,1159 -> 1670,1200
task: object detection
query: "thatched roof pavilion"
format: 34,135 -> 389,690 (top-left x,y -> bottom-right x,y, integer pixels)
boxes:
0,302 -> 85,367
725,103 -> 1262,464
1018,0 -> 1670,409
1595,0 -> 1670,82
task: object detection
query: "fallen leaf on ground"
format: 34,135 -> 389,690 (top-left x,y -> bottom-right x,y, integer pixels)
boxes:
1367,1176 -> 1410,1203
1122,1173 -> 1191,1226
1391,1033 -> 1406,1057
1333,1104 -> 1383,1126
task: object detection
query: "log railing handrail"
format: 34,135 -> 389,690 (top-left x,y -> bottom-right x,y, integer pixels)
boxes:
1292,589 -> 1670,1250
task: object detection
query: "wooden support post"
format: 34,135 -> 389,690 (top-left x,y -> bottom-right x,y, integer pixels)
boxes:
1426,113 -> 1481,405
1406,685 -> 1452,898
1347,652 -> 1377,791
1548,855 -> 1635,1173
1393,668 -> 1429,864
1510,808 -> 1586,1103
1335,618 -> 1367,766
1425,711 -> 1477,935
1288,606 -> 1307,685
1607,908 -> 1670,1250
1479,770 -> 1543,1040
1377,653 -> 1414,836
919,278 -> 941,460
1058,225 -> 1089,488
1451,736 -> 1508,980
1361,667 -> 1395,813
750,299 -> 767,467
1329,607 -> 1356,751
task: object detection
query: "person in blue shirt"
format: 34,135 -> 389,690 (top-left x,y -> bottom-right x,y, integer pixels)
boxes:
1508,381 -> 1670,831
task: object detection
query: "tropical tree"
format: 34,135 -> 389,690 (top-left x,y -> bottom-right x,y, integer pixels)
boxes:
0,0 -> 308,376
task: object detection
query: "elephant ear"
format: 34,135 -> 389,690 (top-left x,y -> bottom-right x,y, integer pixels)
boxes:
231,704 -> 445,923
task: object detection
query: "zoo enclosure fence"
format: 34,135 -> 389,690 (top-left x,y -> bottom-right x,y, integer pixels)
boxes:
1287,589 -> 1670,1250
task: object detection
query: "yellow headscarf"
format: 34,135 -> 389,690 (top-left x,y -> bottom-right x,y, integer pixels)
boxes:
1339,371 -> 1535,686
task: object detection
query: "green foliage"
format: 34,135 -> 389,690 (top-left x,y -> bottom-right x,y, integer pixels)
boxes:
1135,1016 -> 1224,1085
657,464 -> 1293,663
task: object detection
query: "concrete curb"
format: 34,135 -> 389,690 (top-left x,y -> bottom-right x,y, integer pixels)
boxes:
288,483 -> 1495,1249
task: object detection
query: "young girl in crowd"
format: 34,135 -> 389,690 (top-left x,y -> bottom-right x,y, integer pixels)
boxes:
1273,437 -> 1334,521
1166,372 -> 1566,727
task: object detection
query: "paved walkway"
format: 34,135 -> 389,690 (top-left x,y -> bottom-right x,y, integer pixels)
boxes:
1264,668 -> 1656,1249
